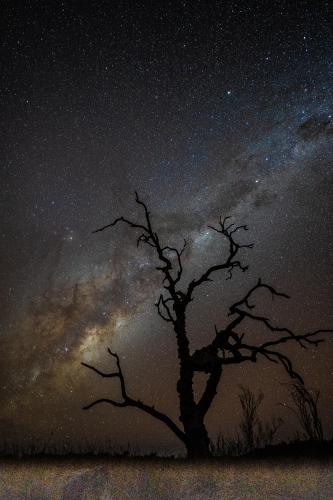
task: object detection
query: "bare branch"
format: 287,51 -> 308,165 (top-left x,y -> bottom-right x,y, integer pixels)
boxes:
81,362 -> 120,379
233,307 -> 305,345
93,216 -> 148,235
222,328 -> 330,381
82,348 -> 186,444
161,239 -> 186,283
225,278 -> 305,344
229,278 -> 290,315
155,294 -> 175,323
197,366 -> 222,417
92,192 -> 183,300
264,349 -> 304,383
210,281 -> 332,382
187,217 -> 253,300
137,233 -> 156,248
282,382 -> 324,440
258,329 -> 330,349
83,398 -> 127,409
135,191 -> 151,226
226,261 -> 249,280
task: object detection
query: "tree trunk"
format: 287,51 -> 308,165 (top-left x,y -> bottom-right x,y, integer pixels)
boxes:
173,305 -> 212,458
184,420 -> 211,458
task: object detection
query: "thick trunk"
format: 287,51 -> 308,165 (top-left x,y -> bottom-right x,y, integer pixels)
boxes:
184,420 -> 211,458
173,305 -> 212,458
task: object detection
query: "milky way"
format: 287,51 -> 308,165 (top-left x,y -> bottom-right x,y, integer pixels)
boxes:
1,2 -> 333,454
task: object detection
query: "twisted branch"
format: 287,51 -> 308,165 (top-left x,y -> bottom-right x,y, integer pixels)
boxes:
93,192 -> 187,299
192,279 -> 332,385
155,294 -> 175,323
186,216 -> 253,300
82,348 -> 186,444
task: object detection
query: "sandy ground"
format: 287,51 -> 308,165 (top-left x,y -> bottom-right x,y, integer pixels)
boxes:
0,456 -> 332,499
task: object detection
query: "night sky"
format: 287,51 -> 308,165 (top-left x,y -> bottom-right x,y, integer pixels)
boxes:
1,1 -> 333,455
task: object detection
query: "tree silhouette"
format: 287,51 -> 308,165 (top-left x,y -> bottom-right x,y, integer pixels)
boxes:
238,385 -> 283,453
82,193 -> 332,458
282,381 -> 324,441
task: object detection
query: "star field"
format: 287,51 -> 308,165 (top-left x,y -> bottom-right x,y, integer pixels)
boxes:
0,1 -> 332,455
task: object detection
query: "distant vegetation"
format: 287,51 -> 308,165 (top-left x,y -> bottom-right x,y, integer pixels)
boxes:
1,383 -> 330,460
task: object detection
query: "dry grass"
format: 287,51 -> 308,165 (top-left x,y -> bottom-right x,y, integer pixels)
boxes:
0,456 -> 332,499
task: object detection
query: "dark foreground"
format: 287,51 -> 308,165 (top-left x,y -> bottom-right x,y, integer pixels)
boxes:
1,454 -> 333,499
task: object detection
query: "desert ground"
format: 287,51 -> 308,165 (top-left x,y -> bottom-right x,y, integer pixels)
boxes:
0,456 -> 332,499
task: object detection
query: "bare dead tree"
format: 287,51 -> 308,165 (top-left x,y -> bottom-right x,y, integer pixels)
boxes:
282,382 -> 324,441
81,192 -> 332,458
239,385 -> 264,452
256,416 -> 283,449
238,385 -> 283,453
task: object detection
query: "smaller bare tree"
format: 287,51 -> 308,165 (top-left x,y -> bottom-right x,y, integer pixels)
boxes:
239,385 -> 263,452
255,416 -> 283,449
239,385 -> 283,453
282,382 -> 323,441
